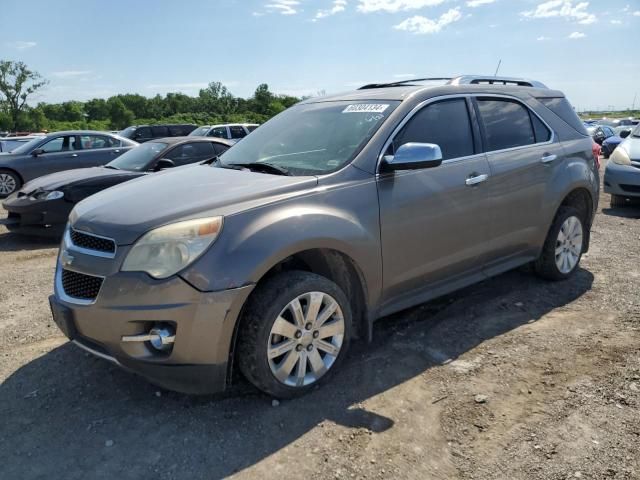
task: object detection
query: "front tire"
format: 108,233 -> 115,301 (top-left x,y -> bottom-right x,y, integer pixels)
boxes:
0,170 -> 21,198
237,271 -> 352,398
534,206 -> 585,281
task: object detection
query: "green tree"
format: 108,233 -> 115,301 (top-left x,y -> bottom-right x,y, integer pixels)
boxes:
107,98 -> 134,129
0,60 -> 48,130
85,98 -> 109,121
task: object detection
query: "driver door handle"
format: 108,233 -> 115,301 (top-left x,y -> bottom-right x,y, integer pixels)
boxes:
465,173 -> 489,186
70,153 -> 78,158
541,153 -> 557,164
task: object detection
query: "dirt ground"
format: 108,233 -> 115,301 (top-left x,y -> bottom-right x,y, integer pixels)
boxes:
1,161 -> 639,480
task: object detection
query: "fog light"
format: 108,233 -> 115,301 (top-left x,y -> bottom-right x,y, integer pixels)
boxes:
121,323 -> 175,352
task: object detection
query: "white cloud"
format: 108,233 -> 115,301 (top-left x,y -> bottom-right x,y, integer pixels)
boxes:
522,1 -> 597,25
146,82 -> 209,90
315,0 -> 347,19
394,7 -> 462,34
633,11 -> 640,16
265,0 -> 300,15
568,31 -> 586,39
6,40 -> 37,50
610,19 -> 622,24
51,70 -> 92,78
358,0 -> 445,13
466,0 -> 496,7
537,35 -> 551,40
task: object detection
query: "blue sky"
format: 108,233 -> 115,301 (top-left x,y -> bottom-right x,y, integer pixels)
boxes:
1,0 -> 639,111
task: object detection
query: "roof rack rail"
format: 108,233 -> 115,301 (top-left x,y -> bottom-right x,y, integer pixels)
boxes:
358,77 -> 452,90
358,75 -> 548,90
449,75 -> 548,88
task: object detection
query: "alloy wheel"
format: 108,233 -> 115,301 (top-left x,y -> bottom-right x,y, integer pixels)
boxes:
555,215 -> 583,274
267,291 -> 345,387
0,173 -> 16,196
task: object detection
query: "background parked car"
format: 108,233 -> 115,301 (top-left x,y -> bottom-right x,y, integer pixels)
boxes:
0,134 -> 46,153
587,124 -> 620,158
118,124 -> 197,143
1,137 -> 233,236
0,131 -> 137,198
188,123 -> 259,143
604,123 -> 640,207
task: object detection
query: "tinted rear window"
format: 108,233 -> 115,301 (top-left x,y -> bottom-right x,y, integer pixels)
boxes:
477,99 -> 535,151
537,97 -> 588,135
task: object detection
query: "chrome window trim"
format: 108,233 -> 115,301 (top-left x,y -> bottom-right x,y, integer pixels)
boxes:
376,93 -> 557,172
55,264 -> 105,306
66,228 -> 117,259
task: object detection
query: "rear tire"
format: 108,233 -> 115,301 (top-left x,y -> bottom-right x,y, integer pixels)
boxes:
610,194 -> 627,208
0,169 -> 21,198
534,206 -> 585,281
237,271 -> 352,399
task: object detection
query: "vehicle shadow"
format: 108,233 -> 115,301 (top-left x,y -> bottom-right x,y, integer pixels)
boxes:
601,205 -> 640,219
0,231 -> 59,252
0,267 -> 594,479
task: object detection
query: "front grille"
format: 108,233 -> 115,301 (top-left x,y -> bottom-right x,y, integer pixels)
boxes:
61,269 -> 103,300
620,184 -> 640,193
70,229 -> 116,254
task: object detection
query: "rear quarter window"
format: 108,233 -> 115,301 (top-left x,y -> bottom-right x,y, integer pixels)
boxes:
537,97 -> 588,136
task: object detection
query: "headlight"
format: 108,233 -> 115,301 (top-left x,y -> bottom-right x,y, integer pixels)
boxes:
121,217 -> 223,279
610,148 -> 631,166
31,190 -> 64,200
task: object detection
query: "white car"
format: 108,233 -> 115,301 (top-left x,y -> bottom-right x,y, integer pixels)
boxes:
0,134 -> 46,153
188,123 -> 259,143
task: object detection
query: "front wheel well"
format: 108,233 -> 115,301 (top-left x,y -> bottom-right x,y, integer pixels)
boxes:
0,168 -> 24,185
227,248 -> 369,386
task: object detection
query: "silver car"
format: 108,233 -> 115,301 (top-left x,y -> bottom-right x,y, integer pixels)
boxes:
604,123 -> 640,207
49,75 -> 599,398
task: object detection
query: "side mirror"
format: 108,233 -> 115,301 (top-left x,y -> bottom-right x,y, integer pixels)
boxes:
620,130 -> 630,139
154,158 -> 175,171
381,143 -> 443,173
32,148 -> 45,157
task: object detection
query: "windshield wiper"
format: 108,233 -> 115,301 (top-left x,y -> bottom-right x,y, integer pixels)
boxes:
226,162 -> 291,176
201,155 -> 219,165
103,165 -> 119,170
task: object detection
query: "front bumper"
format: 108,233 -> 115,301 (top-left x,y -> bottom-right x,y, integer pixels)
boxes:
51,241 -> 254,394
603,161 -> 640,198
2,193 -> 72,236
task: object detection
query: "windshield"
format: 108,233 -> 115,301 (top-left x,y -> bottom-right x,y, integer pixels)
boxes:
106,142 -> 168,171
633,124 -> 640,138
218,101 -> 399,175
189,127 -> 210,136
119,126 -> 136,138
8,136 -> 46,155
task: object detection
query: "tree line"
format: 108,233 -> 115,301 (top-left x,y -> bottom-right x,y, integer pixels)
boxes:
0,60 -> 301,132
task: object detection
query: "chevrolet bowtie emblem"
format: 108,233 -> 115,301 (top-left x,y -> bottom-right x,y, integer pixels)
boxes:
61,250 -> 74,267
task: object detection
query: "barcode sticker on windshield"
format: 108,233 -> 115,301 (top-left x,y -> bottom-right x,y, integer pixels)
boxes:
343,104 -> 389,114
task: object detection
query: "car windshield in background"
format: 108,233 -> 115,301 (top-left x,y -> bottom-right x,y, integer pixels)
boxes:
119,126 -> 136,137
106,142 -> 168,171
7,137 -> 44,155
189,127 -> 210,136
218,101 -> 399,175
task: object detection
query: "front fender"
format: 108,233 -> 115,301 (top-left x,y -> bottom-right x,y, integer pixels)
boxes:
181,175 -> 382,307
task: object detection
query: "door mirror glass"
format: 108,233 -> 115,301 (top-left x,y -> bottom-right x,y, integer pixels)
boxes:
381,143 -> 443,172
620,130 -> 630,139
32,148 -> 45,156
154,158 -> 175,171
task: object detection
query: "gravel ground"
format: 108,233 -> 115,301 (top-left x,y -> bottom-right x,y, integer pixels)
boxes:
1,160 -> 639,480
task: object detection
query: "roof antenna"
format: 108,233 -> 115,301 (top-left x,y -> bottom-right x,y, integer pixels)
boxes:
494,59 -> 502,77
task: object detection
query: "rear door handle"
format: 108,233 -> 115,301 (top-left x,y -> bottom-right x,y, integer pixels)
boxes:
70,153 -> 78,158
541,153 -> 557,164
465,173 -> 489,186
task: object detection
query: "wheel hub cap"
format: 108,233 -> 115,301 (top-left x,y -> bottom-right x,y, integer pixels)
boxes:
555,215 -> 583,274
267,291 -> 344,387
0,174 -> 16,195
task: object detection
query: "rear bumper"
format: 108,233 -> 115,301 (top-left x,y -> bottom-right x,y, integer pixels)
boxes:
603,161 -> 640,198
2,193 -> 72,235
50,266 -> 254,394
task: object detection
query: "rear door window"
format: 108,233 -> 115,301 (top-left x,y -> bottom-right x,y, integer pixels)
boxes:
392,98 -> 475,160
476,99 -> 535,151
79,135 -> 118,149
229,126 -> 247,139
209,127 -> 228,139
165,142 -> 216,166
151,126 -> 169,138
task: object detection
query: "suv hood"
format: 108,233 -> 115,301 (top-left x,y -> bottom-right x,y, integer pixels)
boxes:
71,164 -> 318,244
623,136 -> 640,160
22,167 -> 134,192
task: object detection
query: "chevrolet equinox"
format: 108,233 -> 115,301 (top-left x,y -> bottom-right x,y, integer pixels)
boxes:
49,76 -> 599,398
